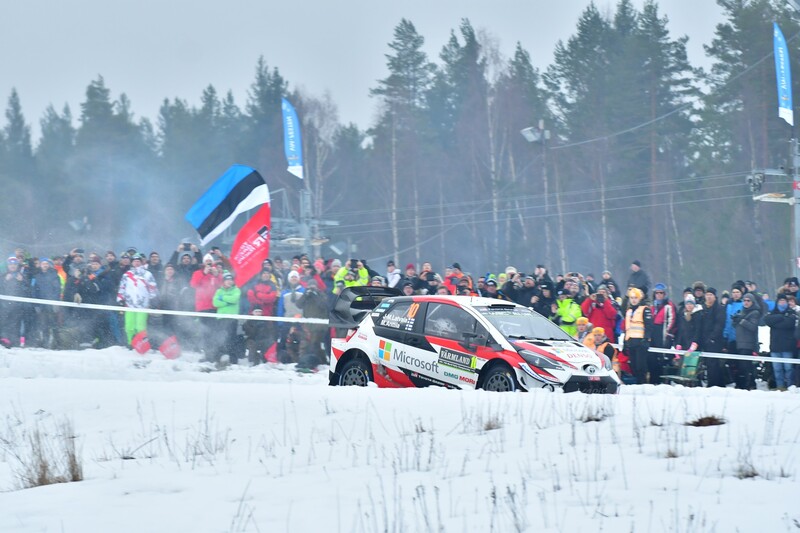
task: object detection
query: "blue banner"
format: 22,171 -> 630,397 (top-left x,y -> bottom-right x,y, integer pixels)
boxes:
774,22 -> 794,127
281,98 -> 304,179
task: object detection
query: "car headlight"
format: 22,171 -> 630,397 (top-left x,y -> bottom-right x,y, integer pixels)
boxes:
518,350 -> 563,371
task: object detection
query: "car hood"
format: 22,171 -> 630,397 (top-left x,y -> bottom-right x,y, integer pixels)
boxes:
511,339 -> 602,369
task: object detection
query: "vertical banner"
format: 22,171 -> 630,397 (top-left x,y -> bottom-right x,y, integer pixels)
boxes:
281,97 -> 304,179
774,22 -> 794,127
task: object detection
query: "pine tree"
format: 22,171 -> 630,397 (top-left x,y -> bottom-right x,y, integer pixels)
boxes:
370,18 -> 435,264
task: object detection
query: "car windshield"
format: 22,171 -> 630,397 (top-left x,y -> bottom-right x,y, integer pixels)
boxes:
474,305 -> 573,341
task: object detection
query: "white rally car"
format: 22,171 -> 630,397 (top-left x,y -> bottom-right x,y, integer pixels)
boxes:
328,287 -> 621,393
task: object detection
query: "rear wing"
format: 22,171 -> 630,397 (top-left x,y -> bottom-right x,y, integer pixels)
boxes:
329,286 -> 402,329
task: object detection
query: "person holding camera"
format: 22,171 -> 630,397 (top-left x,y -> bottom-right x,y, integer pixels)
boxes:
189,255 -> 223,356
296,279 -> 329,368
333,259 -> 369,288
169,242 -> 202,283
580,284 -> 619,343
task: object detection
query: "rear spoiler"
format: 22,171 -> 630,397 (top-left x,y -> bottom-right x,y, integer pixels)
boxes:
329,286 -> 402,329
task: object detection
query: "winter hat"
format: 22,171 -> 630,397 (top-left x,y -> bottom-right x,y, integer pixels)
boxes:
705,287 -> 717,296
654,283 -> 666,293
314,259 -> 325,272
692,281 -> 706,292
405,263 -> 415,271
39,257 -> 52,265
203,253 -> 215,264
776,293 -> 789,303
485,279 -> 498,287
505,266 -> 517,275
684,295 -> 695,305
742,293 -> 756,303
627,287 -> 644,299
288,270 -> 300,280
330,259 -> 342,269
7,256 -> 18,264
180,252 -> 192,260
592,327 -> 605,335
596,284 -> 608,292
451,262 -> 462,270
632,260 -> 641,267
576,317 -> 589,326
387,260 -> 395,267
223,271 -> 234,281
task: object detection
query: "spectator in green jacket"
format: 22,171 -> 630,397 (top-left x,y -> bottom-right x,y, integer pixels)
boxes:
333,259 -> 369,292
551,289 -> 583,337
212,271 -> 242,364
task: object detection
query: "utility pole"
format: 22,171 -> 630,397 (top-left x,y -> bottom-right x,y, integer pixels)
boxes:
521,120 -> 553,269
749,137 -> 800,276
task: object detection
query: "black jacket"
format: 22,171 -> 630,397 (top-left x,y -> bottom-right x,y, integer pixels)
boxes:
675,309 -> 703,350
699,301 -> 726,352
732,306 -> 762,352
763,306 -> 796,353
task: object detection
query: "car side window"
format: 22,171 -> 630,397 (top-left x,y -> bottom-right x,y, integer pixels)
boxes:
424,303 -> 484,341
377,301 -> 419,331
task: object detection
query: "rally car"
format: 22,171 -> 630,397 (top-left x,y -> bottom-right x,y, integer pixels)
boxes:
328,287 -> 621,393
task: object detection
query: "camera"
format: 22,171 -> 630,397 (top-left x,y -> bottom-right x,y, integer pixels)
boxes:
596,293 -> 605,304
183,243 -> 191,251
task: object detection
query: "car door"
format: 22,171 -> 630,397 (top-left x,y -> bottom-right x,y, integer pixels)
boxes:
406,302 -> 489,389
371,300 -> 441,387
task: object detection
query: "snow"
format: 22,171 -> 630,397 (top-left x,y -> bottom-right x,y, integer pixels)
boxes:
0,347 -> 798,532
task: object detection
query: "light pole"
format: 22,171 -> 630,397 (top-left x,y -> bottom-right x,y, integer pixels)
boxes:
521,120 -> 552,269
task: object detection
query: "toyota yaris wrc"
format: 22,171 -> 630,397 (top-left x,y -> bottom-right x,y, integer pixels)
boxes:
328,287 -> 621,393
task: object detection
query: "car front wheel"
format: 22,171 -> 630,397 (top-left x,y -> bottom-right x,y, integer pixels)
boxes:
480,365 -> 518,392
338,357 -> 372,387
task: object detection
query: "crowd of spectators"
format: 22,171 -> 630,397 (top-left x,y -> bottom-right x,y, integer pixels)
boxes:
0,244 -> 797,387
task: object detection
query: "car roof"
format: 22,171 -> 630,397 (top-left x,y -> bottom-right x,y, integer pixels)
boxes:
392,294 -> 523,309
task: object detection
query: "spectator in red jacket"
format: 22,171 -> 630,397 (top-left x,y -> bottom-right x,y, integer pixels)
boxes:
190,255 -> 223,313
580,284 -> 618,342
247,269 -> 279,315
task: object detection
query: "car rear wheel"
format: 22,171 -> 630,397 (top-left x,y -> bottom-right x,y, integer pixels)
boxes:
338,357 -> 372,387
480,365 -> 518,392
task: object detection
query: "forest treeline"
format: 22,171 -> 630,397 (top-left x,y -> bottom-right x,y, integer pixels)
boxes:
0,0 -> 797,292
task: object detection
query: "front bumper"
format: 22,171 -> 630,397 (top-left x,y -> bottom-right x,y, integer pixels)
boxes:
562,375 -> 619,394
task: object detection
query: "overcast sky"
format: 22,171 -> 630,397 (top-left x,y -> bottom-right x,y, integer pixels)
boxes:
3,1 -> 724,139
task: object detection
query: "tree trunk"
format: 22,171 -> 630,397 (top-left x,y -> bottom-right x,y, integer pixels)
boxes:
390,114 -> 400,262
552,152 -> 568,273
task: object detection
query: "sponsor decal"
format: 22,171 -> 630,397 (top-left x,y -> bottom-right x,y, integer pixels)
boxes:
443,370 -> 476,386
378,340 -> 392,361
407,369 -> 452,388
438,348 -> 477,372
233,225 -> 270,265
548,344 -> 593,360
392,347 -> 439,373
357,333 -> 368,341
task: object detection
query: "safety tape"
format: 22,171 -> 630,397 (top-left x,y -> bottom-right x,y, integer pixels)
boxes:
0,294 -> 329,325
647,346 -> 800,365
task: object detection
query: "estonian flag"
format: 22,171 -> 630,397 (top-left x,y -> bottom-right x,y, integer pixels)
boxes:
185,165 -> 269,246
186,165 -> 271,285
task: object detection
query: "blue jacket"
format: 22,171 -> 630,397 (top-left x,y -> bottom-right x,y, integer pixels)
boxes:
724,300 -> 743,342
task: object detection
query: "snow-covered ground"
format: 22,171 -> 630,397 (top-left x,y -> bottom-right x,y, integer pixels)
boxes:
0,347 -> 798,533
